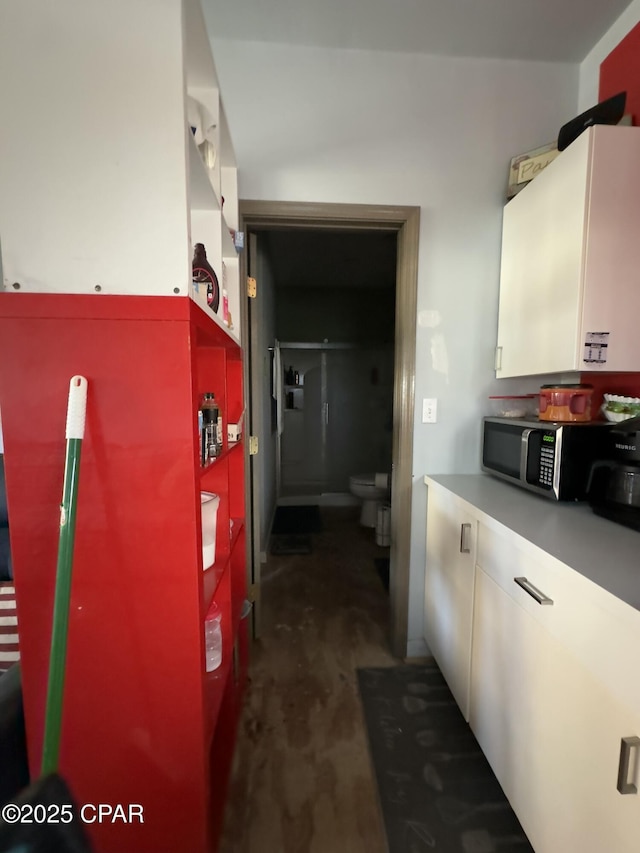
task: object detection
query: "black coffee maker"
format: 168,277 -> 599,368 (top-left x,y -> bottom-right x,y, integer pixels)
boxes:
587,416 -> 640,531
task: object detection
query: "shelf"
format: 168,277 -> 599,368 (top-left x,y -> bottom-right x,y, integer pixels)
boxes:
0,1 -> 245,850
221,214 -> 238,258
190,291 -> 241,348
200,441 -> 242,479
184,0 -> 221,90
230,517 -> 244,553
203,560 -> 226,603
188,129 -> 221,212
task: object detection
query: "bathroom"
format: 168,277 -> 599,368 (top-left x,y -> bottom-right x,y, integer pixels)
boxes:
249,227 -> 397,544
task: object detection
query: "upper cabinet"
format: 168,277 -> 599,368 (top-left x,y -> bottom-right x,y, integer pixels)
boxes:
495,126 -> 640,378
0,0 -> 241,342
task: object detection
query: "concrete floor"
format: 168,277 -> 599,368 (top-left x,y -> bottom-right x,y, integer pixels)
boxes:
220,506 -> 401,853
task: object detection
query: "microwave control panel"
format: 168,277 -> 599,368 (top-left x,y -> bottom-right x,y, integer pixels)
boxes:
538,432 -> 556,488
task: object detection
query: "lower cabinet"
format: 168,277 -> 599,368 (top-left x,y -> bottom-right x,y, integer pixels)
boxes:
470,565 -> 640,853
424,485 -> 477,719
424,478 -> 640,853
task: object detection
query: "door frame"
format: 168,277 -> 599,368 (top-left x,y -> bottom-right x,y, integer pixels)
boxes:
239,200 -> 420,659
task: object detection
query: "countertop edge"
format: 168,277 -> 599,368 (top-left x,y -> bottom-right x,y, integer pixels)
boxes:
424,473 -> 640,614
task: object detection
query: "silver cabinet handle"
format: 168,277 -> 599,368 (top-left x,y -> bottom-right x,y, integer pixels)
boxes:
495,346 -> 503,371
513,576 -> 554,605
617,736 -> 640,795
459,523 -> 472,554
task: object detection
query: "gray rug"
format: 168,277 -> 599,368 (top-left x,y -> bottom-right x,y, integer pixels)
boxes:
357,664 -> 533,853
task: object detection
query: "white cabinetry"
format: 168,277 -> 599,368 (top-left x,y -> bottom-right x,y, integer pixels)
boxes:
0,0 -> 241,342
424,482 -> 477,719
470,525 -> 640,853
496,125 -> 640,378
423,475 -> 640,853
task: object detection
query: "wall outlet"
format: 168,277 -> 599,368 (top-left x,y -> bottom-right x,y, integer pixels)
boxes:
422,398 -> 437,423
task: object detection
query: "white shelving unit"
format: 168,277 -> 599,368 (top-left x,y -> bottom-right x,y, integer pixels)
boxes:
0,0 -> 241,343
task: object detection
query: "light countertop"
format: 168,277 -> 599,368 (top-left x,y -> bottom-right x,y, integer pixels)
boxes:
424,474 -> 640,612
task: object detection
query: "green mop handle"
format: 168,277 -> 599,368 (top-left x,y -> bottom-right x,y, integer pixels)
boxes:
41,375 -> 88,777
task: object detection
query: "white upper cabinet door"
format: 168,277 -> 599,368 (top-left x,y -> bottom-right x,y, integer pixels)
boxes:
496,125 -> 640,378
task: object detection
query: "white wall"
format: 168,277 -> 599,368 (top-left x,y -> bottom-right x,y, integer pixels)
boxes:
211,38 -> 579,653
579,0 -> 640,110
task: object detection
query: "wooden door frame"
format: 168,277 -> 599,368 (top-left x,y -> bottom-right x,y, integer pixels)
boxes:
239,200 -> 420,659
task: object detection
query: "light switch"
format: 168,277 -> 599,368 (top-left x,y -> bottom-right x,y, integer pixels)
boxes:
422,398 -> 437,423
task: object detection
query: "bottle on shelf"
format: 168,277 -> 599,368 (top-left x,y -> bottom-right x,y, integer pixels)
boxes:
204,601 -> 222,672
192,243 -> 220,313
200,392 -> 222,464
222,288 -> 229,326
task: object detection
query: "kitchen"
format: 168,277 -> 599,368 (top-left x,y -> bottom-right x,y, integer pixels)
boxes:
2,1 -> 640,851
208,0 -> 640,658
210,3 -> 640,849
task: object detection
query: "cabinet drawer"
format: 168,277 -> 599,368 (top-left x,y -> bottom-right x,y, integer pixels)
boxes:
476,521 -> 640,714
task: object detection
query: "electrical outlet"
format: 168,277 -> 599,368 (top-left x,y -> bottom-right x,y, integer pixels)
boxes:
422,398 -> 437,423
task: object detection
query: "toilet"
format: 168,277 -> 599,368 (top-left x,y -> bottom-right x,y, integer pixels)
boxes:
349,473 -> 390,527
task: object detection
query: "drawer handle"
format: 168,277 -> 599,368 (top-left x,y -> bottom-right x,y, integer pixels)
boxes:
459,523 -> 472,554
513,576 -> 554,605
617,736 -> 640,795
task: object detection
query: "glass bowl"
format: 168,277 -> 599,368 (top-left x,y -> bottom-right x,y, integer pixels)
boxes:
601,394 -> 640,422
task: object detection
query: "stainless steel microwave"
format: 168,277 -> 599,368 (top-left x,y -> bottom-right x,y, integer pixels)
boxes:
481,417 -> 612,501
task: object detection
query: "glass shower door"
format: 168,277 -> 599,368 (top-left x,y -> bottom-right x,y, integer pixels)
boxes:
279,345 -> 393,498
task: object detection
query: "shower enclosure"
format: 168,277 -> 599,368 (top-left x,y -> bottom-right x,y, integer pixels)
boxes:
277,342 -> 393,500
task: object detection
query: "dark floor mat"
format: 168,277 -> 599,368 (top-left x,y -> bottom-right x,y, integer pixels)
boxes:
270,534 -> 312,555
357,664 -> 533,853
374,557 -> 390,591
272,505 -> 322,535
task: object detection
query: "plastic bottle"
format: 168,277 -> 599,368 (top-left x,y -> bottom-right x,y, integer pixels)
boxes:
200,392 -> 220,462
204,601 -> 222,671
192,243 -> 220,313
222,288 -> 229,325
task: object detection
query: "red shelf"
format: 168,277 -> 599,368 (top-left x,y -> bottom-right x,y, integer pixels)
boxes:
0,292 -> 248,853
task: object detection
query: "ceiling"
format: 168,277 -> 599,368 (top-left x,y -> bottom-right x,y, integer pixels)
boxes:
206,0 -> 635,63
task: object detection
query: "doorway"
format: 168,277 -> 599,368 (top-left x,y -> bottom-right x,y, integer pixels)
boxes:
278,341 -> 394,502
239,201 -> 419,659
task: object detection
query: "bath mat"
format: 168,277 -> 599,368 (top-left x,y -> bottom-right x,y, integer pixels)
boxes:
357,664 -> 533,853
270,534 -> 312,555
272,505 -> 322,535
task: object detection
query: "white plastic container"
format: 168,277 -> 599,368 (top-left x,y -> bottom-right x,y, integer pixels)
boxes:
204,600 -> 222,672
200,492 -> 220,570
376,503 -> 391,547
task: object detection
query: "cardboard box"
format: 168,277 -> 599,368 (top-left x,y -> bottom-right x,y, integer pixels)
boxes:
507,142 -> 559,200
227,410 -> 244,443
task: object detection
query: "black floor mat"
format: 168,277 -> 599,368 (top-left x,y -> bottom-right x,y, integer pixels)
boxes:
357,664 -> 533,853
270,534 -> 312,555
272,505 -> 322,535
374,557 -> 390,591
